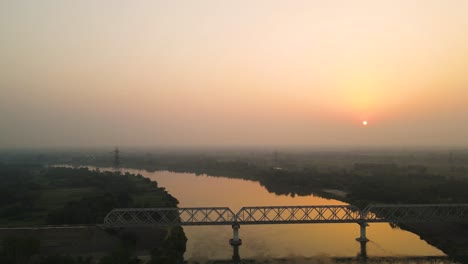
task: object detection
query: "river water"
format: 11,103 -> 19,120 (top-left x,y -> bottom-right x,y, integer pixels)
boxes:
117,169 -> 446,262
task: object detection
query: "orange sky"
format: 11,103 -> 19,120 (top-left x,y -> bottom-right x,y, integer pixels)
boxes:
1,1 -> 467,148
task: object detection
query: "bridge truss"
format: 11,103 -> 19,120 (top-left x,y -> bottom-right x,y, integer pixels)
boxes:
104,204 -> 468,227
362,204 -> 468,223
104,207 -> 235,226
236,205 -> 360,224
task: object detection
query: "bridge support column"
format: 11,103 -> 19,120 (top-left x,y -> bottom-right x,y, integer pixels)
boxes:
231,244 -> 241,262
229,223 -> 242,246
356,222 -> 369,242
229,223 -> 242,262
358,240 -> 368,261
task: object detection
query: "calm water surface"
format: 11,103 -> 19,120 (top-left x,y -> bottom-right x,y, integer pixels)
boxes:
118,169 -> 445,261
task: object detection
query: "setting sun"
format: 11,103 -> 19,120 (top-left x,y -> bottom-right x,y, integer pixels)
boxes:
1,1 -> 468,262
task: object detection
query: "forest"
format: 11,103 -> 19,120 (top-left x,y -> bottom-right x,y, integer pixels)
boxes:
0,164 -> 186,264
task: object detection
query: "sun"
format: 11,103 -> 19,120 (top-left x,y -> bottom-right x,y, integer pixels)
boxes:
362,121 -> 368,126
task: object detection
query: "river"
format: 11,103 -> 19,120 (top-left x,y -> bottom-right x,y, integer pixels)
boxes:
116,169 -> 446,262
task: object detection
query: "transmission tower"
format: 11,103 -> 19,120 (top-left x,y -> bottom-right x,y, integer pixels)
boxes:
114,147 -> 121,169
449,151 -> 455,178
273,151 -> 279,167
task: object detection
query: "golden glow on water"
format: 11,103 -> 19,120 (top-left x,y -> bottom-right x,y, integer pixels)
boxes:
124,169 -> 444,260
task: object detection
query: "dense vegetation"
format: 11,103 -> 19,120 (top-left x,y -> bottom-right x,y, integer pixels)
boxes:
0,164 -> 186,263
0,165 -> 178,226
255,163 -> 468,205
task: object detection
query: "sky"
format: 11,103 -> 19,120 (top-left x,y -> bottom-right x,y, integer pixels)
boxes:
1,0 -> 467,148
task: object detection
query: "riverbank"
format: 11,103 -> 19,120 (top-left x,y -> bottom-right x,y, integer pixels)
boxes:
0,164 -> 187,263
401,223 -> 468,263
0,226 -> 162,256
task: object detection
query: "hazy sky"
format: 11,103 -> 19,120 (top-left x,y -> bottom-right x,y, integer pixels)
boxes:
1,0 -> 467,148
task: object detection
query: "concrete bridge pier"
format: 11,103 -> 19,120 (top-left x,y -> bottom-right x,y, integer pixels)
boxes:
229,223 -> 242,246
356,222 -> 369,242
231,244 -> 241,262
229,223 -> 242,262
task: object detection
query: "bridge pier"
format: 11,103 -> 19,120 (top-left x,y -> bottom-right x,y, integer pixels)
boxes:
229,223 -> 242,246
231,244 -> 241,262
229,223 -> 242,262
356,222 -> 369,242
358,240 -> 368,261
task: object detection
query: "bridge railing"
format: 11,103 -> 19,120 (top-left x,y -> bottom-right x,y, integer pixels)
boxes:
104,207 -> 236,226
235,205 -> 361,224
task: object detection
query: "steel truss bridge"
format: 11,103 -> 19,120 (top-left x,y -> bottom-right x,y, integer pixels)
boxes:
104,203 -> 468,249
104,204 -> 468,227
